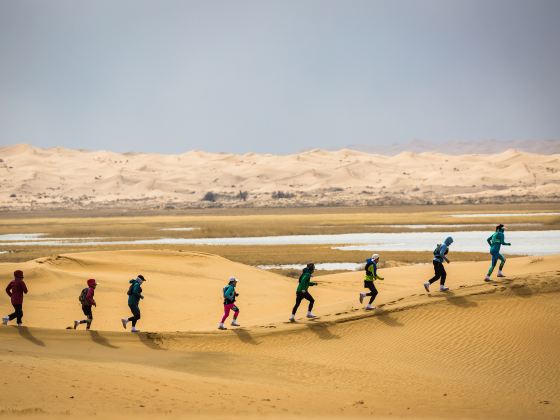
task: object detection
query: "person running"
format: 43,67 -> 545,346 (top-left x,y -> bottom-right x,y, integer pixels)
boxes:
121,275 -> 146,333
359,254 -> 384,310
218,277 -> 240,330
2,270 -> 28,326
485,224 -> 511,281
289,263 -> 317,322
74,279 -> 97,330
424,236 -> 454,292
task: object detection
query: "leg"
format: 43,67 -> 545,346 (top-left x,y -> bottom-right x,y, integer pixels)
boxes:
232,305 -> 240,320
428,261 -> 442,284
15,305 -> 23,324
8,304 -> 18,321
498,253 -> 506,271
292,292 -> 304,315
128,304 -> 141,327
439,264 -> 447,286
487,253 -> 499,276
221,304 -> 233,323
305,292 -> 315,312
367,283 -> 378,305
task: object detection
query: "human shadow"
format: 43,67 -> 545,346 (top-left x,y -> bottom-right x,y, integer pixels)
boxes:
306,323 -> 340,340
375,311 -> 404,327
136,332 -> 166,350
88,330 -> 119,349
17,326 -> 45,347
445,293 -> 478,308
232,329 -> 260,345
510,284 -> 534,298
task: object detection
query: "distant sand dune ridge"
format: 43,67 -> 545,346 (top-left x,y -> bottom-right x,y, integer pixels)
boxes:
1,144 -> 559,210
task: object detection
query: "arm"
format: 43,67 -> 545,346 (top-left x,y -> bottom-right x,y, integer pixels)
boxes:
86,288 -> 96,306
441,245 -> 450,263
373,264 -> 384,280
5,283 -> 12,297
23,282 -> 28,294
487,235 -> 493,246
500,233 -> 511,246
134,284 -> 144,300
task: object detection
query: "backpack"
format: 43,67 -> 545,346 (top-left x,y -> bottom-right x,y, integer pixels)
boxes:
364,258 -> 373,274
433,244 -> 442,256
78,287 -> 89,305
127,282 -> 135,296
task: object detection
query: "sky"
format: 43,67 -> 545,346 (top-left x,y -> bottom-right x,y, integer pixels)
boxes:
0,0 -> 559,154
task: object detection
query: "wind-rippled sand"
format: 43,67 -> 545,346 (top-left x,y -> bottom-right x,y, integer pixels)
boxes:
0,250 -> 559,419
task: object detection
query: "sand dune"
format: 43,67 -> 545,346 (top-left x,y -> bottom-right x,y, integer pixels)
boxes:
1,144 -> 559,210
0,250 -> 559,418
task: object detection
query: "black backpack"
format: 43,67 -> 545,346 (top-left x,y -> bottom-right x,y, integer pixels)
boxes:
78,287 -> 89,305
364,259 -> 374,274
433,244 -> 442,256
127,282 -> 135,296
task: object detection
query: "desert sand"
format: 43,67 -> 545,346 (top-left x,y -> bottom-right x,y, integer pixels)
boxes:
1,250 -> 559,418
1,144 -> 559,210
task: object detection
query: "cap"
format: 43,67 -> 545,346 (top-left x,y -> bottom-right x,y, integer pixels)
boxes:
87,278 -> 98,287
137,274 -> 145,282
14,270 -> 24,279
372,254 -> 380,260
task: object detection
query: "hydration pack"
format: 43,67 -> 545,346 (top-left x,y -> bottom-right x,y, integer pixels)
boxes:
433,244 -> 442,256
78,287 -> 89,305
127,283 -> 135,296
364,258 -> 374,275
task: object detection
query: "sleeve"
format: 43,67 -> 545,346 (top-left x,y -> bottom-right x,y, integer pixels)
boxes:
5,282 -> 12,297
23,281 -> 28,294
86,288 -> 95,305
487,235 -> 493,245
440,245 -> 448,258
499,233 -> 506,244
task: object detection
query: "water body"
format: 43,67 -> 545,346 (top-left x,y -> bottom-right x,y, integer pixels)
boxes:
450,212 -> 560,218
367,223 -> 542,229
159,227 -> 199,231
1,230 -> 558,255
258,262 -> 363,271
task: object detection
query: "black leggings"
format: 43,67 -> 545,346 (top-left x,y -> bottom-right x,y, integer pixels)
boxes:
128,304 -> 141,327
364,281 -> 378,304
428,261 -> 447,286
8,304 -> 23,324
292,291 -> 314,315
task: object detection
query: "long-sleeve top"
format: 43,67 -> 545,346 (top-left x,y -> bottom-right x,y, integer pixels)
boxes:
6,279 -> 28,305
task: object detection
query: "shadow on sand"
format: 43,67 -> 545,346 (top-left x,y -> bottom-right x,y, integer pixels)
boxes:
445,292 -> 478,308
88,330 -> 119,349
233,328 -> 260,345
510,284 -> 534,298
17,326 -> 45,347
136,332 -> 166,350
375,311 -> 404,327
306,323 -> 340,340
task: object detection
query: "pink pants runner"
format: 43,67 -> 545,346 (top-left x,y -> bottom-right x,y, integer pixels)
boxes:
221,303 -> 239,323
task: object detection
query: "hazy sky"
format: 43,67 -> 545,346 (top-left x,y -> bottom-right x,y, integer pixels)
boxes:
1,0 -> 559,154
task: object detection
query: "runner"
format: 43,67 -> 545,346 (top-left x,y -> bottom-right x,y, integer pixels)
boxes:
218,277 -> 240,330
121,275 -> 146,333
74,279 -> 97,330
423,236 -> 454,292
359,254 -> 384,310
289,263 -> 317,322
2,270 -> 28,326
485,224 -> 511,281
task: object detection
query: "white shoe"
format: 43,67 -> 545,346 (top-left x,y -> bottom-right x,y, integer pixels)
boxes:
306,312 -> 317,319
73,320 -> 79,329
121,318 -> 128,329
131,327 -> 139,333
440,285 -> 449,292
497,271 -> 506,278
231,320 -> 240,327
423,282 -> 430,292
289,315 -> 296,323
484,275 -> 491,282
359,292 -> 366,304
218,323 -> 227,330
2,317 -> 8,326
365,304 -> 375,310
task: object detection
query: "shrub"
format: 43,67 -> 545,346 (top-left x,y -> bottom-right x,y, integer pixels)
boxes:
201,191 -> 217,202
